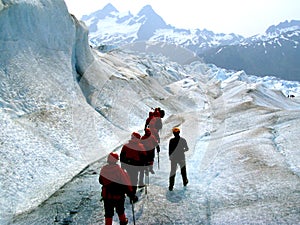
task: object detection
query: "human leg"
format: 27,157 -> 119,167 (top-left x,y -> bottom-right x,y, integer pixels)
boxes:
105,218 -> 113,225
169,160 -> 177,191
116,199 -> 128,225
103,200 -> 115,225
126,165 -> 139,194
148,149 -> 155,174
179,159 -> 188,186
138,168 -> 145,187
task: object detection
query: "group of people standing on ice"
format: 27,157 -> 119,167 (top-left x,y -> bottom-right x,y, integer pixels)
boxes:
98,107 -> 189,225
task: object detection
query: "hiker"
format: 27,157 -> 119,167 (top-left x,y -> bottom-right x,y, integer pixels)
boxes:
99,152 -> 138,225
149,108 -> 163,136
147,107 -> 164,153
139,128 -> 159,186
120,132 -> 147,194
144,111 -> 154,130
168,127 -> 189,191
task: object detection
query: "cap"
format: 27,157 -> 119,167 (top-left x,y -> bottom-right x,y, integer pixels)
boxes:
172,127 -> 180,133
131,132 -> 141,139
107,152 -> 119,164
145,128 -> 151,135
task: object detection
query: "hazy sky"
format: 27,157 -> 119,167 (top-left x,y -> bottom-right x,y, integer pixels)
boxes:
64,0 -> 300,37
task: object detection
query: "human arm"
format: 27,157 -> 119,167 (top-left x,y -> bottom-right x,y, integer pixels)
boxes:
182,138 -> 189,152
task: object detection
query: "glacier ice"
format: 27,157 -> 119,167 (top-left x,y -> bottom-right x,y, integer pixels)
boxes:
1,0 -> 300,224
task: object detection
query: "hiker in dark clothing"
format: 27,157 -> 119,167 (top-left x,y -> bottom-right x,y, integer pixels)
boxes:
99,152 -> 138,225
168,127 -> 189,191
120,132 -> 147,194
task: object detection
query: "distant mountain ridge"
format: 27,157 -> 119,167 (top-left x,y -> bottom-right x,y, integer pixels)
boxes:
81,4 -> 300,81
201,21 -> 300,81
266,20 -> 300,35
82,4 -> 243,52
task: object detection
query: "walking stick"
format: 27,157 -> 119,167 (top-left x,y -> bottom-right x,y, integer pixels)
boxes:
131,199 -> 136,225
145,168 -> 149,195
157,145 -> 160,170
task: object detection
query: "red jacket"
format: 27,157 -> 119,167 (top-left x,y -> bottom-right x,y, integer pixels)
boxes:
148,115 -> 162,142
99,163 -> 133,200
120,139 -> 147,166
141,133 -> 158,151
141,133 -> 158,164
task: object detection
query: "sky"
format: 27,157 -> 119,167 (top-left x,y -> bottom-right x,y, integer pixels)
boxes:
64,0 -> 300,37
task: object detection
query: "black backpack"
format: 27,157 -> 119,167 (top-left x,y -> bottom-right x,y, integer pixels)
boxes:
159,109 -> 165,118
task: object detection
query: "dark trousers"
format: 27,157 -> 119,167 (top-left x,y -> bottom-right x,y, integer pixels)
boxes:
123,164 -> 139,194
169,159 -> 187,188
103,199 -> 125,218
138,168 -> 145,186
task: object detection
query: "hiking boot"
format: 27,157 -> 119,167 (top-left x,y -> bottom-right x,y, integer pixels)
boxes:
138,183 -> 145,188
149,168 -> 155,174
168,186 -> 173,191
120,218 -> 128,225
183,179 -> 189,186
105,217 -> 113,225
118,214 -> 128,225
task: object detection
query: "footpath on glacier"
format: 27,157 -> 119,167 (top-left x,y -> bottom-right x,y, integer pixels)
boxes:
10,73 -> 300,224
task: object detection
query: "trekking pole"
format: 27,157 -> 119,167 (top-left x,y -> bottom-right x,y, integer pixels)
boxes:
131,199 -> 136,225
146,171 -> 150,196
145,168 -> 148,195
157,145 -> 160,170
157,152 -> 160,170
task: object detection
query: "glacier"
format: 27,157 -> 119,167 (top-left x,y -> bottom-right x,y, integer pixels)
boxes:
1,0 -> 300,224
0,0 -> 126,222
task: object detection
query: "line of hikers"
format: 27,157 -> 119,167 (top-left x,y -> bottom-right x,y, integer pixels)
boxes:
99,107 -> 189,225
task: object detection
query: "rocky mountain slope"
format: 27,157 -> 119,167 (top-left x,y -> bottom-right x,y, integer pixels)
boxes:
200,20 -> 300,81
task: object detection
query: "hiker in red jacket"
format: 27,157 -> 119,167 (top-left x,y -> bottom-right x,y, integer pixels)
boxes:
141,128 -> 158,172
144,111 -> 154,130
99,152 -> 138,225
120,132 -> 147,194
149,109 -> 162,139
146,108 -> 164,153
137,128 -> 158,187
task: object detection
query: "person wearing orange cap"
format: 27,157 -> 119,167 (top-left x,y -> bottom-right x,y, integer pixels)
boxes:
168,127 -> 189,191
99,152 -> 137,225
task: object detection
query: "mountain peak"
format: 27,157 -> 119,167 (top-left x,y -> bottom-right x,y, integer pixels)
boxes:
102,3 -> 118,14
138,5 -> 156,16
135,5 -> 169,40
81,3 -> 118,21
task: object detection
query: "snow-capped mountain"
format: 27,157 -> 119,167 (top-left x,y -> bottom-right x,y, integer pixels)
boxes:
82,3 -> 243,53
266,20 -> 300,36
82,4 -> 300,81
201,20 -> 300,81
1,1 -> 300,224
82,4 -> 169,46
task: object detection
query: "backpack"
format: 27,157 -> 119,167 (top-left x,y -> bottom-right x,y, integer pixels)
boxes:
159,109 -> 165,118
